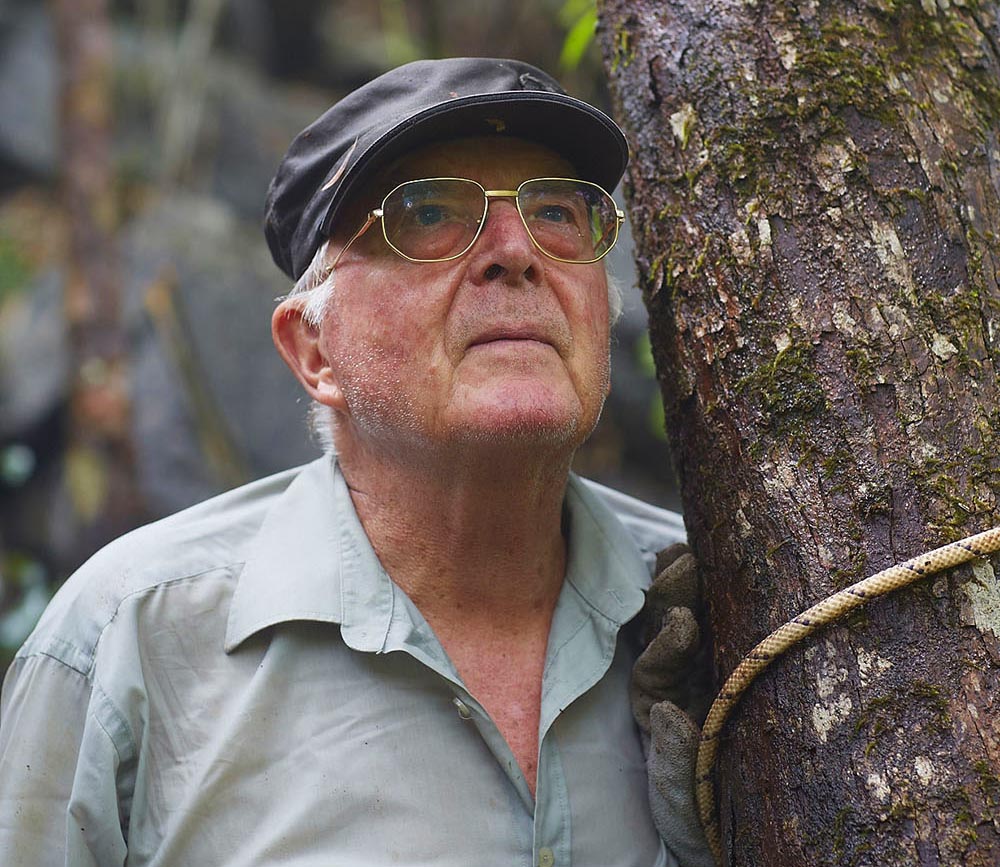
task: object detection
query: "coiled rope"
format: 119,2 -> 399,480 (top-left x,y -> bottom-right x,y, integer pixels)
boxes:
695,525 -> 1000,865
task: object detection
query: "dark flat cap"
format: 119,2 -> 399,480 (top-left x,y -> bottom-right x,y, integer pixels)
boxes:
264,57 -> 629,280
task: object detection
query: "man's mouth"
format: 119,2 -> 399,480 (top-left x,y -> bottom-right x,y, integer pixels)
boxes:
468,327 -> 553,349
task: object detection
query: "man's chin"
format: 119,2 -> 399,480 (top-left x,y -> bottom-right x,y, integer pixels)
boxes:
448,405 -> 597,456
468,416 -> 580,446
448,383 -> 605,452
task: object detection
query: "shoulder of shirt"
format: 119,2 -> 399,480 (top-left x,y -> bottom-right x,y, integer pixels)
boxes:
576,476 -> 686,576
15,461 -> 311,675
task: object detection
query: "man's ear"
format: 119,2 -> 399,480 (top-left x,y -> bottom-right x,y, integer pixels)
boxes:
271,299 -> 347,412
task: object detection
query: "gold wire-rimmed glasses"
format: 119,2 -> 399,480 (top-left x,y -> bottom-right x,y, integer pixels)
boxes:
329,177 -> 625,271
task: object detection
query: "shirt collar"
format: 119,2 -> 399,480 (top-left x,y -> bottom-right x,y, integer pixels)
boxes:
562,473 -> 648,624
224,456 -> 394,653
224,458 -> 648,654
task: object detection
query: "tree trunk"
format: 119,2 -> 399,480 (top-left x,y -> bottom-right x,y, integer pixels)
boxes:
599,1 -> 1000,865
50,0 -> 146,570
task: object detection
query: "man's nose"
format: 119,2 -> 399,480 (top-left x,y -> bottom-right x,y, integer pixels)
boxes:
467,198 -> 544,285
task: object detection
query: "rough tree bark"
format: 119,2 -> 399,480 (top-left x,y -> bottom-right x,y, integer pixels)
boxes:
599,1 -> 1000,865
50,0 -> 145,570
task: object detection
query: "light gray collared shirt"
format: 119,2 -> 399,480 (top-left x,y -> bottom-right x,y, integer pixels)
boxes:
0,457 -> 685,866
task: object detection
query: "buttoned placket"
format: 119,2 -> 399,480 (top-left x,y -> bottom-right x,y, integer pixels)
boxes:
376,572 -> 631,867
444,681 -> 570,867
418,657 -> 577,867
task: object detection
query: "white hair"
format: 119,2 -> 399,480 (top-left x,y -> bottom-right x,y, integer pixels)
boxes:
285,241 -> 626,454
288,239 -> 336,327
607,271 -> 624,324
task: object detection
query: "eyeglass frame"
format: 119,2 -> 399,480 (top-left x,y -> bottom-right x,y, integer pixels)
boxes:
327,176 -> 626,273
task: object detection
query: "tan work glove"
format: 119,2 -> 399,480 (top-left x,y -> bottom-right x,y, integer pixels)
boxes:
631,543 -> 716,867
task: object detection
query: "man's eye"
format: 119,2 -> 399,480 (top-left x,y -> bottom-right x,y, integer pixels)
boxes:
410,203 -> 448,226
535,204 -> 573,223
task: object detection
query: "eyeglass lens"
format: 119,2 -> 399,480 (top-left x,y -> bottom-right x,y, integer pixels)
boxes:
379,178 -> 619,263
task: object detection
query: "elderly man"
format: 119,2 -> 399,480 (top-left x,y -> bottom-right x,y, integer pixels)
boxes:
0,58 -> 711,866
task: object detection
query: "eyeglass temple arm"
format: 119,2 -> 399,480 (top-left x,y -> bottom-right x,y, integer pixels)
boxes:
327,209 -> 384,272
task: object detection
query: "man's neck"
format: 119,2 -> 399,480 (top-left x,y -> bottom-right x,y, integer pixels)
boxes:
336,438 -> 573,628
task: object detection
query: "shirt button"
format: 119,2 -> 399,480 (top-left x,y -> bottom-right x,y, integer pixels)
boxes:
538,847 -> 555,867
452,697 -> 472,720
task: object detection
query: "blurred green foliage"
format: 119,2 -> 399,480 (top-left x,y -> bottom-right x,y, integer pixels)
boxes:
0,551 -> 50,671
634,332 -> 667,441
0,237 -> 31,302
379,0 -> 422,66
559,0 -> 597,71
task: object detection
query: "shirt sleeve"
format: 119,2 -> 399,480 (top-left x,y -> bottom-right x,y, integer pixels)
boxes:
0,654 -> 128,867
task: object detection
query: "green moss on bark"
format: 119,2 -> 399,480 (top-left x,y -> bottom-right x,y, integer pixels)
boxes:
735,342 -> 829,434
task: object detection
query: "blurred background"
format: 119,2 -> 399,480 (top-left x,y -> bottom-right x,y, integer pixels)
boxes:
0,0 -> 678,671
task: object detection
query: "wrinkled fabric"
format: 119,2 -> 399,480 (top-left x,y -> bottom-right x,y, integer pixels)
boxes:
1,456 -> 686,867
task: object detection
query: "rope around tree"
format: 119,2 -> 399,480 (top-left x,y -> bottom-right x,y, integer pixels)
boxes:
695,525 -> 1000,865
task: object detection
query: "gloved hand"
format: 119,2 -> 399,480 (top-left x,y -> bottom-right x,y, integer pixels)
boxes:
631,543 -> 716,867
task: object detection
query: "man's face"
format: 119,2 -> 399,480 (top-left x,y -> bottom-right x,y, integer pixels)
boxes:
312,136 -> 612,460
